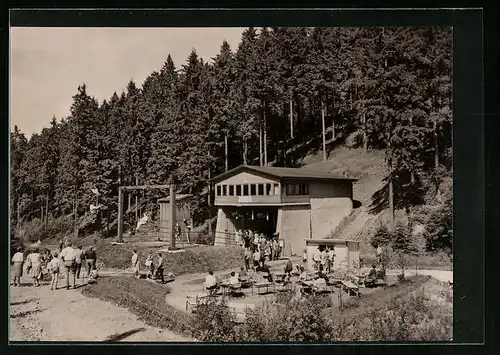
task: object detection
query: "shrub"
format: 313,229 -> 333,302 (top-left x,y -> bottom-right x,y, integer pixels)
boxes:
190,297 -> 238,342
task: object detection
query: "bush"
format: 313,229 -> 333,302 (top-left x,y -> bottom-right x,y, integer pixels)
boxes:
189,276 -> 452,342
190,297 -> 238,341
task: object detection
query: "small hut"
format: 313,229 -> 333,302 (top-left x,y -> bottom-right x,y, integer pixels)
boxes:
158,194 -> 193,242
305,238 -> 360,271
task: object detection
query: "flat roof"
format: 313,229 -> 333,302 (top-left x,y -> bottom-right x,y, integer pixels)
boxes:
158,194 -> 193,203
210,165 -> 357,184
305,238 -> 361,244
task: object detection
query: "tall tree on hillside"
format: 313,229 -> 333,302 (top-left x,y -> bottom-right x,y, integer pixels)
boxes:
234,27 -> 260,166
211,40 -> 238,172
10,126 -> 28,229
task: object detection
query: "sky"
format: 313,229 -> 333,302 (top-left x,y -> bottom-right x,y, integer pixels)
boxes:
10,27 -> 246,137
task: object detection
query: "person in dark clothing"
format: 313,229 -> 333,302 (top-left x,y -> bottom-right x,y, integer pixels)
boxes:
84,246 -> 97,277
156,253 -> 165,283
284,259 -> 293,275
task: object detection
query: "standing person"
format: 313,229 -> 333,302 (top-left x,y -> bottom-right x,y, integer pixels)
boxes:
320,247 -> 328,271
27,248 -> 43,287
244,247 -> 252,270
302,249 -> 308,263
252,248 -> 261,271
145,252 -> 154,279
328,246 -> 335,273
11,247 -> 24,287
272,239 -> 279,261
131,250 -> 139,278
84,246 -> 97,277
60,242 -> 76,290
74,245 -> 84,281
156,253 -> 165,283
278,239 -> 284,259
47,252 -> 62,290
313,247 -> 321,271
58,239 -> 64,253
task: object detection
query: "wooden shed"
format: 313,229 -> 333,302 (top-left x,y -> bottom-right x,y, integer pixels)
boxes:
158,194 -> 193,242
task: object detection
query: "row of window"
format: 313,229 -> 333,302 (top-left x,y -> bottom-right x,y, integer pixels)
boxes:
216,183 -> 279,197
215,183 -> 310,197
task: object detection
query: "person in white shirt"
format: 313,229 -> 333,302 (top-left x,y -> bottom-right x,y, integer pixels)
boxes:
131,250 -> 139,278
26,249 -> 42,287
74,245 -> 84,280
229,271 -> 239,285
312,247 -> 322,271
60,241 -> 77,290
11,247 -> 24,287
47,253 -> 62,290
204,270 -> 218,293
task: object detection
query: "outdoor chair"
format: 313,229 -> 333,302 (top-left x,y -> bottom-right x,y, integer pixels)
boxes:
185,292 -> 211,313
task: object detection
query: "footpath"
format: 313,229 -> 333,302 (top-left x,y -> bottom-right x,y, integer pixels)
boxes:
9,272 -> 192,342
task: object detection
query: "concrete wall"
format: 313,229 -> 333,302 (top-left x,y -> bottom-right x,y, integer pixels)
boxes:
310,197 -> 353,239
214,208 -> 237,246
280,205 -> 311,256
334,244 -> 349,269
348,241 -> 360,269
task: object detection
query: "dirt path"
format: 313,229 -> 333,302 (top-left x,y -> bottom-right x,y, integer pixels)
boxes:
9,275 -> 192,342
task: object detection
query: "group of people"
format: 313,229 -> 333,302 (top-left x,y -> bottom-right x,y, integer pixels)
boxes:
311,246 -> 336,273
11,241 -> 99,290
134,250 -> 170,284
234,230 -> 282,261
238,232 -> 284,272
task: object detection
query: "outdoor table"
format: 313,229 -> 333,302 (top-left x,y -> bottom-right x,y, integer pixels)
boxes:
252,281 -> 274,295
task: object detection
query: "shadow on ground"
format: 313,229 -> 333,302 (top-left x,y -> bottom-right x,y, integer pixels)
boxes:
10,309 -> 45,319
104,327 -> 146,342
10,298 -> 38,306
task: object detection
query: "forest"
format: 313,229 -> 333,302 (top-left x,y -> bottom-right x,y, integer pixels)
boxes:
10,27 -> 452,244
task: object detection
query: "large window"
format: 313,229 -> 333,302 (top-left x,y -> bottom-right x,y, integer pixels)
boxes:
266,183 -> 272,195
236,185 -> 242,196
222,185 -> 227,196
229,185 -> 234,196
243,184 -> 249,196
285,183 -> 309,196
250,184 -> 256,196
257,184 -> 264,196
216,185 -> 221,196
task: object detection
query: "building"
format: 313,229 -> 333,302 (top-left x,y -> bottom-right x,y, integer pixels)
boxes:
209,165 -> 357,255
158,194 -> 193,243
305,239 -> 361,271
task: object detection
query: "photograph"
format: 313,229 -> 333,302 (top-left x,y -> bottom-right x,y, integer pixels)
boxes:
10,24 -> 453,342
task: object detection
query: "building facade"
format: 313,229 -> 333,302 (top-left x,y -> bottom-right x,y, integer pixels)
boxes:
210,165 -> 357,255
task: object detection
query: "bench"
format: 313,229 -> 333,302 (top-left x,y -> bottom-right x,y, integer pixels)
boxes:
341,280 -> 360,297
252,282 -> 275,295
228,302 -> 256,323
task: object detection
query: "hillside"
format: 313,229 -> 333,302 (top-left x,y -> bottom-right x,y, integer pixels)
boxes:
300,147 -> 452,260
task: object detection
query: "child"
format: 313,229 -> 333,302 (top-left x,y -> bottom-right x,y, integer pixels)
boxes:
47,253 -> 62,290
302,249 -> 307,263
145,252 -> 154,279
87,267 -> 98,284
